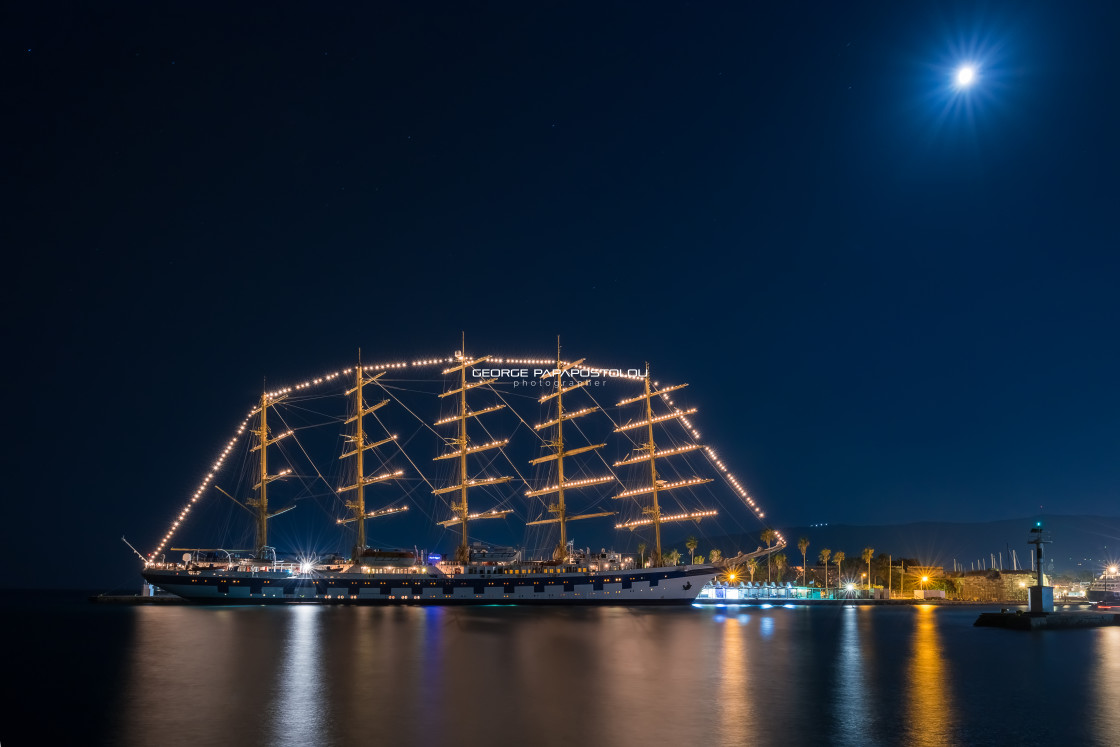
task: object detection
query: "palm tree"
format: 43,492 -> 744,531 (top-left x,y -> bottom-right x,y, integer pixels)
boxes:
819,548 -> 832,592
862,547 -> 875,593
798,537 -> 810,586
709,548 -> 722,563
694,555 -> 704,565
834,550 -> 846,590
637,542 -> 647,568
666,548 -> 681,566
686,536 -> 698,565
774,552 -> 787,583
746,557 -> 759,582
760,529 -> 776,583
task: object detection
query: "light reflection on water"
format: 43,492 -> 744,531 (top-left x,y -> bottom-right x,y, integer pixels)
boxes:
14,601 -> 1107,747
835,607 -> 873,747
269,606 -> 326,746
905,605 -> 957,747
717,610 -> 755,742
1093,627 -> 1120,737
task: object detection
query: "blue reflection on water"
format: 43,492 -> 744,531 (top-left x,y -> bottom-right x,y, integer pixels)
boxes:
835,606 -> 872,746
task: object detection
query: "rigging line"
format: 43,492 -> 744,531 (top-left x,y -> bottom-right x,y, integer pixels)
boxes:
375,378 -> 444,440
580,385 -> 641,450
391,479 -> 440,524
268,400 -> 340,420
497,386 -> 550,401
282,421 -> 338,434
370,410 -> 437,492
274,393 -> 337,405
489,386 -> 546,444
370,376 -> 462,515
281,403 -> 346,423
576,385 -> 647,469
376,382 -> 448,397
465,448 -> 520,512
566,411 -> 626,488
491,381 -> 624,500
396,430 -> 449,516
273,410 -> 347,511
378,379 -> 451,387
473,412 -> 533,490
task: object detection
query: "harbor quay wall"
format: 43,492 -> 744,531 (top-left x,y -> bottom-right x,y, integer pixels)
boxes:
952,570 -> 1048,603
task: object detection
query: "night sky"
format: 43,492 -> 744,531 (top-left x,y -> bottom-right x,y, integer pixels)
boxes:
6,2 -> 1119,588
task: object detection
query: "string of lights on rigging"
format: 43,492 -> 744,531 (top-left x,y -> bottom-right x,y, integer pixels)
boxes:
146,354 -> 782,559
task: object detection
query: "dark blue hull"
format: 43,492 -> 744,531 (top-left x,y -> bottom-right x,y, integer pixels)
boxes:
142,565 -> 716,605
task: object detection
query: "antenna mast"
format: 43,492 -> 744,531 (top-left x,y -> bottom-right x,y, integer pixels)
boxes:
612,364 -> 714,567
338,352 -> 403,561
433,336 -> 512,565
526,338 -> 615,561
248,390 -> 291,557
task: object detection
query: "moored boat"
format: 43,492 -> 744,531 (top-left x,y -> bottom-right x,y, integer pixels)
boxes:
1087,565 -> 1120,608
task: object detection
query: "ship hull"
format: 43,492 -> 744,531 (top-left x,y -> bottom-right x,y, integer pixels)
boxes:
1087,572 -> 1120,607
142,565 -> 716,605
1087,589 -> 1120,606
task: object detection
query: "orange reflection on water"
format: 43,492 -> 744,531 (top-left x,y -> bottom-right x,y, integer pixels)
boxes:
718,614 -> 756,741
1092,627 -> 1120,740
115,607 -> 283,745
905,605 -> 956,747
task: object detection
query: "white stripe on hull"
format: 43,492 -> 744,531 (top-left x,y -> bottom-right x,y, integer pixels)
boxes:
144,568 -> 716,605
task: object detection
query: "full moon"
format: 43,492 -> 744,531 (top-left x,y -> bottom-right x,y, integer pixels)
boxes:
956,66 -> 976,86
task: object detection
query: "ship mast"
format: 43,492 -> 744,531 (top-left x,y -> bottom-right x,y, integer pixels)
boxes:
613,364 -> 714,567
248,390 -> 292,557
337,353 -> 404,561
526,340 -> 615,561
434,338 -> 513,565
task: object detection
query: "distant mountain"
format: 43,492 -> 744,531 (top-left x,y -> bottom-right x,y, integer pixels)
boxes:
705,514 -> 1120,574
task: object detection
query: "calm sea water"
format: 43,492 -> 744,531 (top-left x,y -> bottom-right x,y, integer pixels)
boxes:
4,593 -> 1117,746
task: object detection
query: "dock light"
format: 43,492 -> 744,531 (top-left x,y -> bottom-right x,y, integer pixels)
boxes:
729,573 -> 736,581
845,583 -> 854,592
956,65 -> 976,87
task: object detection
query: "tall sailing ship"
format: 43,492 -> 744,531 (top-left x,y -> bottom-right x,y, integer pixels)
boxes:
140,342 -> 779,605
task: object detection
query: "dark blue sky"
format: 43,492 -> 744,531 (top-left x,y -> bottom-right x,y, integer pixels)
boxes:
6,2 -> 1119,586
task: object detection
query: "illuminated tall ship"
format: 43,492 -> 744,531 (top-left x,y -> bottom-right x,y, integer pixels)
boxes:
140,343 -> 778,605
